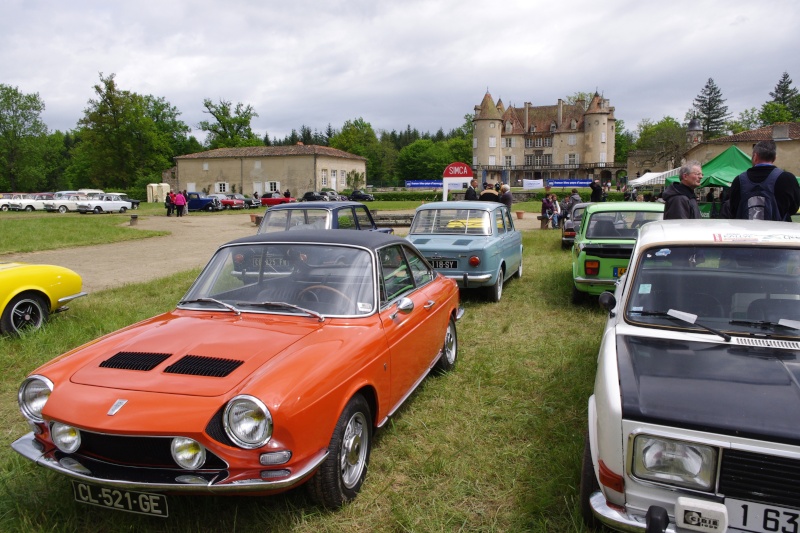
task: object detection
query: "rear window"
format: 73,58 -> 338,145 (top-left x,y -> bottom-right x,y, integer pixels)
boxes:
410,209 -> 491,236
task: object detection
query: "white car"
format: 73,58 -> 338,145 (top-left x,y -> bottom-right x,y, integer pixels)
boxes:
8,193 -> 54,211
582,219 -> 800,533
43,195 -> 88,213
76,194 -> 132,214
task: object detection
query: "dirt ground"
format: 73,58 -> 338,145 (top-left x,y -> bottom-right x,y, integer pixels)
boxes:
1,209 -> 542,293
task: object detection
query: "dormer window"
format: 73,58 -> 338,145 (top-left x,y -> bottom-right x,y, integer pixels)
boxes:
505,121 -> 513,134
530,125 -> 536,133
550,122 -> 557,132
570,119 -> 577,130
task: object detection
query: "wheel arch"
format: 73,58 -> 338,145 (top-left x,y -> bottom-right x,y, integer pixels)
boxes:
1,287 -> 53,314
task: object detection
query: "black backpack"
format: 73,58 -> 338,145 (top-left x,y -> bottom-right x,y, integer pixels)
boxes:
735,168 -> 785,221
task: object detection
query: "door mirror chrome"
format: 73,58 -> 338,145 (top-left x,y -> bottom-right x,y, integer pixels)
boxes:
389,297 -> 414,319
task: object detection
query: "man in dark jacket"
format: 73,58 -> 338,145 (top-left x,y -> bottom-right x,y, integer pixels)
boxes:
663,161 -> 702,219
464,179 -> 479,201
729,140 -> 800,221
589,179 -> 603,202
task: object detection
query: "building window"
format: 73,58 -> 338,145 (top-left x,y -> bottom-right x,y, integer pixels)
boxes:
601,132 -> 607,143
490,122 -> 496,128
268,181 -> 279,193
473,156 -> 478,166
321,169 -> 328,187
489,136 -> 496,148
505,156 -> 512,167
525,138 -> 533,148
535,137 -> 543,148
341,171 -> 347,188
525,155 -> 533,165
568,134 -> 577,146
569,171 -> 576,179
215,182 -> 229,193
570,119 -> 577,130
530,125 -> 536,133
473,138 -> 478,149
567,154 -> 577,165
202,162 -> 209,171
534,155 -> 542,166
254,161 -> 261,169
550,122 -> 557,132
544,137 -> 552,147
505,121 -> 513,134
600,152 -> 607,163
489,155 -> 496,166
543,154 -> 552,165
331,170 -> 337,185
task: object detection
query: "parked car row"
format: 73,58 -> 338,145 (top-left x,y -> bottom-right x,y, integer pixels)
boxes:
300,190 -> 374,202
1,190 -> 140,213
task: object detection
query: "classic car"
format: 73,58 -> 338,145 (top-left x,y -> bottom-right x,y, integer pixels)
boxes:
561,202 -> 592,250
43,195 -> 88,213
321,191 -> 347,201
571,202 -> 664,304
260,192 -> 296,207
257,201 -> 393,234
0,262 -> 86,335
1,193 -> 27,211
107,193 -> 140,209
186,192 -> 223,212
12,230 -> 462,514
349,190 -> 374,202
582,219 -> 800,533
301,191 -> 327,202
9,193 -> 55,211
406,201 -> 522,302
208,193 -> 244,210
227,193 -> 258,209
76,194 -> 132,214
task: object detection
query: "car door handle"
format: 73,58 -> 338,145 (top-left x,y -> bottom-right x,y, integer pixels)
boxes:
423,300 -> 436,309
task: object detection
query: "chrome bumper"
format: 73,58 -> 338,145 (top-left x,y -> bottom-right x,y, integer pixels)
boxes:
589,492 -> 677,533
12,433 -> 326,494
573,277 -> 617,287
58,292 -> 88,305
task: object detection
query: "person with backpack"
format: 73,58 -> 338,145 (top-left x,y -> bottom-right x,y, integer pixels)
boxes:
729,140 -> 800,221
662,161 -> 702,219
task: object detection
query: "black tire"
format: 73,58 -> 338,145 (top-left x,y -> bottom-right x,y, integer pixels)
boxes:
93,206 -> 102,214
487,267 -> 504,302
571,284 -> 587,305
0,205 -> 8,211
434,317 -> 458,374
58,205 -> 67,213
307,394 -> 372,508
205,204 -> 214,211
119,206 -> 127,213
580,433 -> 600,530
1,293 -> 49,335
25,205 -> 34,212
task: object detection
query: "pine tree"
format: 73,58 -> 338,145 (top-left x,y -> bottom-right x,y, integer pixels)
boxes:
769,72 -> 798,106
692,78 -> 731,139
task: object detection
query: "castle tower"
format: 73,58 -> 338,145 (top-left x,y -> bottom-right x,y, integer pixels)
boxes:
582,92 -> 616,166
472,92 -> 503,173
687,117 -> 703,145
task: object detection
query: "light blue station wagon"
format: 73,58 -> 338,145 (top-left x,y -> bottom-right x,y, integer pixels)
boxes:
406,201 -> 523,302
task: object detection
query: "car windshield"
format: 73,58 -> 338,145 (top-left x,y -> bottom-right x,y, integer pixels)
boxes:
410,209 -> 491,236
586,211 -> 662,239
180,243 -> 376,317
258,209 -> 329,233
625,245 -> 800,339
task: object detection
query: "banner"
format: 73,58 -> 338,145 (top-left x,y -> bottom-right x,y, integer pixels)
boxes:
405,180 -> 443,188
522,179 -> 545,190
548,179 -> 592,187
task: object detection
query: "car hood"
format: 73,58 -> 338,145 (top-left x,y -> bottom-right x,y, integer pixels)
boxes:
617,334 -> 800,443
65,311 -> 323,397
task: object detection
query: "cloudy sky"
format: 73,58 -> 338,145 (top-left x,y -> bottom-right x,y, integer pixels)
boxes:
2,0 -> 798,143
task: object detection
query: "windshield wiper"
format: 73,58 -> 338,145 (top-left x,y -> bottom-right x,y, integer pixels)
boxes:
635,309 -> 731,342
179,297 -> 241,315
238,301 -> 324,322
729,319 -> 800,332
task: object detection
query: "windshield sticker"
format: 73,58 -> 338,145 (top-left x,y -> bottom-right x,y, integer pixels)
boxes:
638,284 -> 652,294
654,249 -> 671,257
358,302 -> 372,313
712,233 -> 800,243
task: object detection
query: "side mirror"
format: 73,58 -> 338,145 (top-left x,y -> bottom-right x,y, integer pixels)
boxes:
389,297 -> 414,320
598,291 -> 616,313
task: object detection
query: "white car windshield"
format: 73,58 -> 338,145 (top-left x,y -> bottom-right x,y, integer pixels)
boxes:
625,245 -> 800,338
410,209 -> 491,236
180,243 -> 375,317
258,209 -> 329,233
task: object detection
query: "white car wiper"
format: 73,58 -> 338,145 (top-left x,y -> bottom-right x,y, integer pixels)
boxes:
179,298 -> 241,315
238,301 -> 324,322
637,309 -> 731,342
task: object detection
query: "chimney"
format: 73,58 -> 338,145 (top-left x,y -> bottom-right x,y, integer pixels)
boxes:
557,99 -> 563,127
524,102 -> 530,132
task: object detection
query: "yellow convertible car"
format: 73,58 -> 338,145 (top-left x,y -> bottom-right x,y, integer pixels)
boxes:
0,263 -> 86,335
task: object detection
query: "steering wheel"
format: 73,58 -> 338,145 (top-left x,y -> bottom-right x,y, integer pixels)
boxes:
297,285 -> 354,310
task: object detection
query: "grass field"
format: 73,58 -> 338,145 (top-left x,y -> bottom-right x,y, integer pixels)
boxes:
0,212 -> 606,532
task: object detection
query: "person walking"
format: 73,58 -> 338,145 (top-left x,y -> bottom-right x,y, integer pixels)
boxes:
729,140 -> 800,221
663,161 -> 702,219
165,191 -> 174,217
173,191 -> 187,217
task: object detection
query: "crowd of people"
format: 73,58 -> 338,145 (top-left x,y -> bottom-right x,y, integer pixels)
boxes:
165,190 -> 188,217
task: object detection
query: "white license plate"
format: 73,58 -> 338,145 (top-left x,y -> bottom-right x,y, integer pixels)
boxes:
613,267 -> 627,277
432,260 -> 457,269
72,481 -> 168,517
726,498 -> 800,532
254,257 -> 288,268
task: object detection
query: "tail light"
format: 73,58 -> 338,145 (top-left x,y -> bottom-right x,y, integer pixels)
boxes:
565,230 -> 576,238
469,256 -> 481,267
584,260 -> 600,276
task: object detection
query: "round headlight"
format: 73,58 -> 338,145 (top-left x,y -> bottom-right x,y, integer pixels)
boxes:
51,422 -> 81,453
223,395 -> 272,449
171,437 -> 206,470
19,375 -> 54,423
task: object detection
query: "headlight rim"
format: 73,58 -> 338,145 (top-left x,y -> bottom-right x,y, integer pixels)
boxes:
18,375 -> 54,423
51,421 -> 81,453
631,434 -> 718,492
171,436 -> 207,470
223,394 -> 273,450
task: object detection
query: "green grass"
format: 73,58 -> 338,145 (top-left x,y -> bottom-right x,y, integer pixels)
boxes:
0,222 -> 607,532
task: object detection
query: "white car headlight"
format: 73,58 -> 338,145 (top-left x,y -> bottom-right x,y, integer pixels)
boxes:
632,435 -> 717,491
18,375 -> 54,423
223,395 -> 273,449
51,422 -> 81,453
171,437 -> 207,470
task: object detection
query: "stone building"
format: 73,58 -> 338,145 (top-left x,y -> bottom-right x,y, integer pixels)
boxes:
170,144 -> 367,198
472,91 -> 623,186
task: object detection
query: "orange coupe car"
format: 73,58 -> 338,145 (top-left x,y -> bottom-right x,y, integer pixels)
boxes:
13,230 -> 463,516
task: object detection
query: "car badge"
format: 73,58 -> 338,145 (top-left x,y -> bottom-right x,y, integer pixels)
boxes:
108,399 -> 128,416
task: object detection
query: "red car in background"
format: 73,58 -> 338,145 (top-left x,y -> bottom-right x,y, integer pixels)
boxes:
260,192 -> 296,206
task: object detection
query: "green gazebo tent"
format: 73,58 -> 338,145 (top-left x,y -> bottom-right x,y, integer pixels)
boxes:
665,145 -> 752,187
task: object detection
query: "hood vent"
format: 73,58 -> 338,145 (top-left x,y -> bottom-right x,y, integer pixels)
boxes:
453,239 -> 472,246
100,352 -> 171,371
164,355 -> 244,377
736,337 -> 800,350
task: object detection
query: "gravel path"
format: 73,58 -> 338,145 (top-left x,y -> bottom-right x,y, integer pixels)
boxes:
1,208 -> 542,294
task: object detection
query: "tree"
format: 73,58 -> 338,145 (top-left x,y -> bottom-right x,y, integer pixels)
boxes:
634,117 -> 688,168
769,72 -> 798,107
345,170 -> 365,190
759,101 -> 794,125
726,107 -> 762,133
691,78 -> 731,138
0,85 -> 49,191
614,119 -> 635,164
330,118 -> 385,183
566,91 -> 595,111
197,98 -> 261,149
143,95 -> 194,156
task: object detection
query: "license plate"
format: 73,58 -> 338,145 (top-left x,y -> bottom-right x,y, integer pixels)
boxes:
726,498 -> 800,533
613,267 -> 627,277
72,481 -> 168,517
253,257 -> 288,268
432,260 -> 458,269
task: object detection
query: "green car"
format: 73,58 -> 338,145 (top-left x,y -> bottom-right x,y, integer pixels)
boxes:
571,202 -> 664,303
